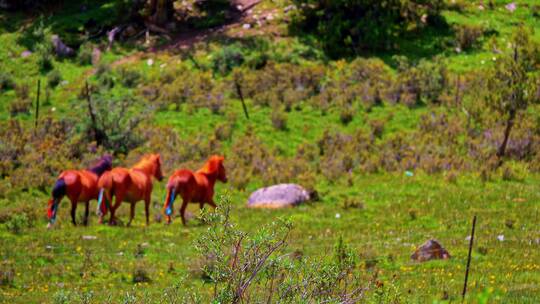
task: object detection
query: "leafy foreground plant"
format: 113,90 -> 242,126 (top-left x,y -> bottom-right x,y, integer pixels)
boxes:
193,195 -> 372,303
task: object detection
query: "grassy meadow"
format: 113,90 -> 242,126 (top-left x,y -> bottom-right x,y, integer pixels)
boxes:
1,0 -> 540,303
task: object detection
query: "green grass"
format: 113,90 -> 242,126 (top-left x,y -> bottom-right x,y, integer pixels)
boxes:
1,174 -> 540,302
1,0 -> 540,302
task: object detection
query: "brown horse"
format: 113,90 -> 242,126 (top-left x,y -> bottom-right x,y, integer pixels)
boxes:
47,155 -> 113,228
162,155 -> 227,225
97,154 -> 163,226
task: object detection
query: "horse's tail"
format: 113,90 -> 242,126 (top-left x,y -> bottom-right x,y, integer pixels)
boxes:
162,170 -> 194,222
47,178 -> 66,224
96,171 -> 114,217
162,187 -> 176,218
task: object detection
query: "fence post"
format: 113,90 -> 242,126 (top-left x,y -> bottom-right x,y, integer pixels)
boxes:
234,79 -> 249,120
34,79 -> 41,131
462,215 -> 477,301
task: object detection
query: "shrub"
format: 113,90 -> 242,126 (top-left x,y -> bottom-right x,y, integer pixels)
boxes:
271,107 -> 288,131
5,213 -> 30,234
339,105 -> 354,125
9,84 -> 32,116
455,24 -> 484,51
291,0 -> 446,57
214,122 -> 233,141
0,72 -> 15,92
500,161 -> 529,181
369,119 -> 385,138
96,64 -> 115,90
194,196 -> 370,302
47,69 -> 62,88
0,262 -> 15,287
118,67 -> 142,88
77,43 -> 93,65
212,44 -> 244,76
132,262 -> 151,283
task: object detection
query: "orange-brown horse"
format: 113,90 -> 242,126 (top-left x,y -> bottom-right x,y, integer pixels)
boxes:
47,155 -> 113,228
97,154 -> 163,226
162,155 -> 227,225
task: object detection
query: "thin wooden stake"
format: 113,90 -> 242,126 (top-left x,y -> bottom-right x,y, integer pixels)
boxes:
85,81 -> 105,145
462,215 -> 477,301
235,79 -> 249,120
454,74 -> 461,107
34,79 -> 41,130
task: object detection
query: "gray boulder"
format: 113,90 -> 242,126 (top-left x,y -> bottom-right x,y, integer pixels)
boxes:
247,184 -> 310,209
51,35 -> 75,57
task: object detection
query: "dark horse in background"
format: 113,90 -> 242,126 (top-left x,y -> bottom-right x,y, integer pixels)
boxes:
47,155 -> 113,228
162,155 -> 227,226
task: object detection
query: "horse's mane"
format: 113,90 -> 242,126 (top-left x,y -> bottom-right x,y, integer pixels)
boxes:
198,155 -> 224,174
88,155 -> 112,176
132,154 -> 158,172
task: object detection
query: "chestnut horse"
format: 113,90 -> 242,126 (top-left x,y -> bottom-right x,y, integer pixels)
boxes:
162,155 -> 227,225
47,155 -> 113,228
97,154 -> 163,226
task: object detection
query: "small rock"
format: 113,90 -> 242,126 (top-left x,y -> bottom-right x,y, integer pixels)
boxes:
411,239 -> 450,262
335,213 -> 341,219
140,242 -> 149,248
82,235 -> 97,240
51,35 -> 75,57
45,245 -> 54,250
497,235 -> 505,242
147,58 -> 154,66
21,50 -> 32,58
242,23 -> 251,29
505,2 -> 516,12
405,171 -> 414,177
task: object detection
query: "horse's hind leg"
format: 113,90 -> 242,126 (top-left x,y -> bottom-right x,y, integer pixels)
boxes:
83,201 -> 90,226
128,203 -> 135,227
109,192 -> 125,226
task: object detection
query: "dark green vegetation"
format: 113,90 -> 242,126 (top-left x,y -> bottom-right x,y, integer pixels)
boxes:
1,0 -> 540,302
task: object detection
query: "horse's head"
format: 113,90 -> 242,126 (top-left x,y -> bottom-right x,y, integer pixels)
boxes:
89,154 -> 113,176
102,154 -> 113,171
152,154 -> 164,181
211,155 -> 227,183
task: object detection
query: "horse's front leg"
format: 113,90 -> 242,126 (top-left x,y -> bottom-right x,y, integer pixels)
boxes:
180,199 -> 188,226
144,198 -> 150,226
83,201 -> 90,226
70,201 -> 77,226
207,198 -> 217,209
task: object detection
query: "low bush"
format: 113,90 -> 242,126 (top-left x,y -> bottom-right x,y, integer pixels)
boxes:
5,213 -> 30,234
212,44 -> 244,76
47,69 -> 62,88
271,107 -> 288,131
0,72 -> 15,91
118,67 -> 142,88
454,24 -> 484,51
